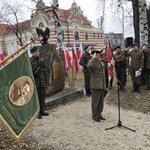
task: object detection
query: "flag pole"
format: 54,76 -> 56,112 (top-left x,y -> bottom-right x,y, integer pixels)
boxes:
73,71 -> 77,87
71,59 -> 75,87
66,71 -> 71,87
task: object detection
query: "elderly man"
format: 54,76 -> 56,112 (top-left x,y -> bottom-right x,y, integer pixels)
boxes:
88,50 -> 106,122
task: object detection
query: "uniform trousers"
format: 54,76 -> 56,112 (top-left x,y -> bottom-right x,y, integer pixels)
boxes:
91,89 -> 105,116
36,86 -> 46,113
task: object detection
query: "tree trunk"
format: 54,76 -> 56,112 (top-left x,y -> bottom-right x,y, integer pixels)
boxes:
138,0 -> 148,45
132,0 -> 140,46
147,8 -> 150,45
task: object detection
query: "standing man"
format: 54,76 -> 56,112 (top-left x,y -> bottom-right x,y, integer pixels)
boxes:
30,46 -> 49,119
128,43 -> 144,93
114,46 -> 127,91
79,45 -> 92,97
88,50 -> 106,122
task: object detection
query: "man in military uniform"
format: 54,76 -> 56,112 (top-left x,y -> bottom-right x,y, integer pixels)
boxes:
88,50 -> 106,122
30,46 -> 49,119
79,45 -> 92,96
128,43 -> 144,93
114,46 -> 127,91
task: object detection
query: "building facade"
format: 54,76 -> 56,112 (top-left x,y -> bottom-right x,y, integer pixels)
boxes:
0,1 -> 104,54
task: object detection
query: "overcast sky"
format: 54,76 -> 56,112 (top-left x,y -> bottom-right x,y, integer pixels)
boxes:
2,0 -> 150,37
22,0 -> 135,37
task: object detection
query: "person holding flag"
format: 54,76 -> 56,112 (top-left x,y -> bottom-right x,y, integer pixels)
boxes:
79,45 -> 92,97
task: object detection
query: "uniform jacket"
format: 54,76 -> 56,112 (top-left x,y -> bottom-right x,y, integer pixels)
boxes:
114,51 -> 126,67
79,52 -> 91,72
88,58 -> 105,89
129,50 -> 144,69
30,56 -> 48,87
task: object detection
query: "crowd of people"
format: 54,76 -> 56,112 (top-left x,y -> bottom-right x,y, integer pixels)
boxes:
79,43 -> 150,122
29,43 -> 150,122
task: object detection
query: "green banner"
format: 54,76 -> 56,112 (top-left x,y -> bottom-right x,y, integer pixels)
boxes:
0,51 -> 39,141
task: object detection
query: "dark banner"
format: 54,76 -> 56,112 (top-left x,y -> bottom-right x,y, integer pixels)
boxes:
0,51 -> 39,141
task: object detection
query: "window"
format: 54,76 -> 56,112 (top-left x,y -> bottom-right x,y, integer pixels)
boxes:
38,22 -> 44,30
93,33 -> 95,38
85,32 -> 88,40
62,31 -> 64,40
74,31 -> 79,40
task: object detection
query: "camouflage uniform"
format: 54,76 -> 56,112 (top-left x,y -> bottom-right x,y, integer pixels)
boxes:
129,50 -> 144,92
79,51 -> 92,96
30,56 -> 48,114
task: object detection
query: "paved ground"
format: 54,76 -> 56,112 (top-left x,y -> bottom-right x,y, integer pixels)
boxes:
29,94 -> 150,150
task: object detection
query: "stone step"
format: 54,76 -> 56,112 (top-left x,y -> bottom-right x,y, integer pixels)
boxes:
45,87 -> 84,110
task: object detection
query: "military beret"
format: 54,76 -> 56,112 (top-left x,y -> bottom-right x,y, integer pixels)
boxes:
115,46 -> 121,50
83,45 -> 89,51
30,46 -> 38,53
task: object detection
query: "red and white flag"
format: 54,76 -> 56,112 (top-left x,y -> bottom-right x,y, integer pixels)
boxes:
0,45 -> 4,61
77,42 -> 84,60
72,41 -> 79,73
62,42 -> 72,71
106,41 -> 115,80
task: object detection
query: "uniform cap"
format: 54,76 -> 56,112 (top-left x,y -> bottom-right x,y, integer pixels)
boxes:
91,50 -> 103,54
30,46 -> 38,53
83,45 -> 89,51
115,46 -> 121,50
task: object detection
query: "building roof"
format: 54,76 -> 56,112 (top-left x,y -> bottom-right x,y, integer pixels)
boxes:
0,1 -> 92,35
0,20 -> 31,35
0,24 -> 10,34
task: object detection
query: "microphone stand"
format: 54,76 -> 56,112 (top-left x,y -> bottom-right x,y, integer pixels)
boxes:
105,73 -> 136,132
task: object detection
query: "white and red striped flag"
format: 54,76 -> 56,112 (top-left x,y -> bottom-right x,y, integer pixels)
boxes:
72,41 -> 79,73
0,45 -> 4,61
62,42 -> 72,71
106,41 -> 115,80
77,42 -> 84,60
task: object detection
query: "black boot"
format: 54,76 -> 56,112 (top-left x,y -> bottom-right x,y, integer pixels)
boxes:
88,88 -> 92,95
131,82 -> 137,92
136,84 -> 140,93
85,89 -> 91,97
37,113 -> 42,119
98,114 -> 106,120
40,106 -> 49,116
41,111 -> 49,116
92,115 -> 101,122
